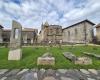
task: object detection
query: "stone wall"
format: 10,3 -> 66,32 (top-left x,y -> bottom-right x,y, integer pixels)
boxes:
96,26 -> 100,42
2,29 -> 38,44
63,21 -> 94,43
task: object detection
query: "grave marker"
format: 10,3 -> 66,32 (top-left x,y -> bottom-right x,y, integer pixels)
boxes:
8,20 -> 22,60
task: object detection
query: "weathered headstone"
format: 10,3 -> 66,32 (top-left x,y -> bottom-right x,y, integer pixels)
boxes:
8,20 -> 22,60
84,52 -> 100,59
63,52 -> 92,65
63,52 -> 77,62
37,52 -> 55,65
75,57 -> 92,65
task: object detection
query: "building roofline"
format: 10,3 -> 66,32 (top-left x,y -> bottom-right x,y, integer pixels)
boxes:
95,23 -> 100,28
0,25 -> 4,28
49,24 -> 61,26
63,19 -> 95,30
39,30 -> 41,34
3,29 -> 38,32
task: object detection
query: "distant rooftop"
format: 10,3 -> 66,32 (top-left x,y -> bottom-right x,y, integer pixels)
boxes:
23,28 -> 38,32
0,25 -> 3,28
95,23 -> 100,28
63,19 -> 95,30
3,28 -> 38,32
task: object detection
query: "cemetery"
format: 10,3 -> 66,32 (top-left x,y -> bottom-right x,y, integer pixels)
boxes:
0,45 -> 100,69
0,0 -> 100,79
0,20 -> 100,70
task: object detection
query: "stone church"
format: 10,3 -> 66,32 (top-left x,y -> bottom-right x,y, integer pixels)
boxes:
62,20 -> 95,43
0,19 -> 99,45
38,21 -> 62,43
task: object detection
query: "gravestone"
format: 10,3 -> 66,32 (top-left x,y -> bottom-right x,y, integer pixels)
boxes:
84,52 -> 100,59
8,20 -> 22,60
63,52 -> 77,62
63,52 -> 92,65
75,57 -> 92,65
37,52 -> 55,65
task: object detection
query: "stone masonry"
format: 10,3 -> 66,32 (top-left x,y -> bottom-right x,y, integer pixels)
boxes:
0,69 -> 100,80
8,20 -> 22,60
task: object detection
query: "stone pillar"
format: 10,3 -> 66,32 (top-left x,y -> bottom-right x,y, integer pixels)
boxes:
8,20 -> 22,60
0,29 -> 3,43
23,34 -> 27,43
31,39 -> 33,44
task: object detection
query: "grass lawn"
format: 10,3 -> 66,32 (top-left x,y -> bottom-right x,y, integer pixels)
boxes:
0,45 -> 100,69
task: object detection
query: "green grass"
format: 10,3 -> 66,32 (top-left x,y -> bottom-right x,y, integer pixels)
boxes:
0,45 -> 100,69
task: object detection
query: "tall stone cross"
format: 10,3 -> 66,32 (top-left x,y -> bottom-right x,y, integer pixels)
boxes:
8,20 -> 22,60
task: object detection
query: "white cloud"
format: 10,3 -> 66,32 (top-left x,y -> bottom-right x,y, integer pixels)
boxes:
0,0 -> 100,30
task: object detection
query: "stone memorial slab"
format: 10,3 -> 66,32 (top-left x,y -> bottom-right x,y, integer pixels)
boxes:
8,20 -> 22,60
63,52 -> 92,65
75,57 -> 92,65
8,49 -> 22,60
63,52 -> 77,62
37,52 -> 55,65
84,52 -> 100,59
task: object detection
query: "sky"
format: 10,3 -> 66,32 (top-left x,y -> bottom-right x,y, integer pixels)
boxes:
0,0 -> 100,30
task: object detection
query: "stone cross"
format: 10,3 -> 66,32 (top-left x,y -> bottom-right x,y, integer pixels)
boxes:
8,20 -> 22,60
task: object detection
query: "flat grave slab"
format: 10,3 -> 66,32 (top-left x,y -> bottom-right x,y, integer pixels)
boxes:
84,52 -> 100,59
37,52 -> 55,65
63,52 -> 92,65
75,57 -> 92,65
63,52 -> 77,62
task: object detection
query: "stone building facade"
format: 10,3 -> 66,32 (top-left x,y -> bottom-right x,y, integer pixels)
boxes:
62,20 -> 95,43
96,24 -> 100,42
0,19 -> 98,45
2,29 -> 11,43
22,28 -> 38,44
1,28 -> 38,44
39,22 -> 62,43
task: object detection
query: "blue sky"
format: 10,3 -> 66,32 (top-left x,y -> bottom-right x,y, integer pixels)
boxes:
0,0 -> 100,30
